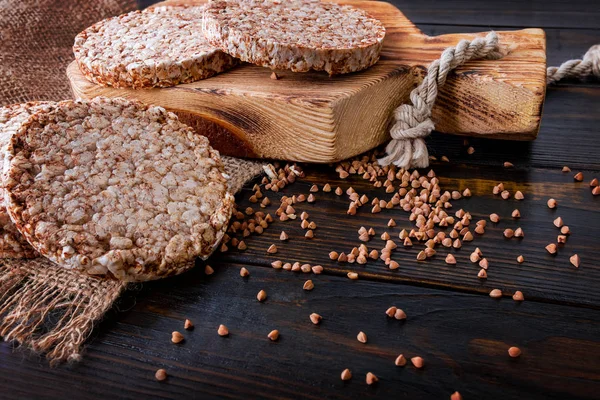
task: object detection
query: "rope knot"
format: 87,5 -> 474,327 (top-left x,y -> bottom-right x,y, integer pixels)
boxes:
379,32 -> 502,169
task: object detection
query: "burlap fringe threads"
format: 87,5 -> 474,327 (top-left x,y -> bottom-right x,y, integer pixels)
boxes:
0,259 -> 125,365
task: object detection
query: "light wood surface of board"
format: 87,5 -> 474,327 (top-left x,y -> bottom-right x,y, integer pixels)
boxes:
67,0 -> 547,162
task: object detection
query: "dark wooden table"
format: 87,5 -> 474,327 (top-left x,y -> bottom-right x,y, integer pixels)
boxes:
1,1 -> 599,399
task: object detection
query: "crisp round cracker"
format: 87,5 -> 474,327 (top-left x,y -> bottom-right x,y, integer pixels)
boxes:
202,0 -> 385,75
4,97 -> 233,281
0,102 -> 57,259
73,6 -> 237,88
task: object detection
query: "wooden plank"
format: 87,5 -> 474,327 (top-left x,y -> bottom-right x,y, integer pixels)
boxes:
389,0 -> 600,29
2,263 -> 599,399
220,164 -> 600,307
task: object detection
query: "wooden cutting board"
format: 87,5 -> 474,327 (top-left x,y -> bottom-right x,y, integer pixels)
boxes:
67,0 -> 547,162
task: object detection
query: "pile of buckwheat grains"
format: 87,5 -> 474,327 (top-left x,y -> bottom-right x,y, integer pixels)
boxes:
159,147 -> 597,395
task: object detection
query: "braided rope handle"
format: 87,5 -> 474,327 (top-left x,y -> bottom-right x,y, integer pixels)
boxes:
379,35 -> 600,169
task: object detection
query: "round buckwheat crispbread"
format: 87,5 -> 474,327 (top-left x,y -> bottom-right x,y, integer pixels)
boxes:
202,0 -> 386,75
73,6 -> 237,88
4,97 -> 234,281
0,102 -> 57,259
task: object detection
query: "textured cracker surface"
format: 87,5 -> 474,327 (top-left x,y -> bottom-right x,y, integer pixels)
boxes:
73,6 -> 237,88
202,0 -> 385,74
0,102 -> 57,259
4,97 -> 233,281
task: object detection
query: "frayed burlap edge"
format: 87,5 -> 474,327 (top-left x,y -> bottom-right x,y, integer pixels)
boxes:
0,258 -> 126,366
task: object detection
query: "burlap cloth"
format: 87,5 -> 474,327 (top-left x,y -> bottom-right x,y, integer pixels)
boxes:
0,0 -> 263,364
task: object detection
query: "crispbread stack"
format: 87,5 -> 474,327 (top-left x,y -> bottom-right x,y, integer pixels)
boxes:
73,6 -> 237,88
202,0 -> 386,75
3,98 -> 234,282
74,1 -> 386,87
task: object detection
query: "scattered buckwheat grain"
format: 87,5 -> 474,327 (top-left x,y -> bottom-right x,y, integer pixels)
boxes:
546,243 -> 557,254
508,346 -> 521,358
155,369 -> 167,381
268,330 -> 279,341
411,356 -> 424,369
553,217 -> 564,228
366,372 -> 378,385
512,291 -> 524,301
310,313 -> 322,325
257,289 -> 267,302
451,391 -> 463,400
395,309 -> 407,320
395,354 -> 407,366
171,331 -> 184,344
357,331 -> 367,343
570,254 -> 580,268
218,325 -> 229,336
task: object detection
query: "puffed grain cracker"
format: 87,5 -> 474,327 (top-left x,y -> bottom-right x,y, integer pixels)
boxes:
74,6 -> 237,88
5,97 -> 233,281
202,0 -> 385,75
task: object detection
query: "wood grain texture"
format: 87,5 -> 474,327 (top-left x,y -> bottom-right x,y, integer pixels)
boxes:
2,263 -> 599,400
67,0 -> 546,162
390,0 -> 600,29
2,1 -> 599,399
